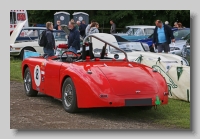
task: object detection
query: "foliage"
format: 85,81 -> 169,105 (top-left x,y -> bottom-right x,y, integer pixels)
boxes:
27,10 -> 190,28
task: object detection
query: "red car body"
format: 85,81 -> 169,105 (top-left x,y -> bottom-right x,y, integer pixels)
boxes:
21,33 -> 168,113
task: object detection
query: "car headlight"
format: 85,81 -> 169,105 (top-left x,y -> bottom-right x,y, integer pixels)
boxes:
170,47 -> 175,51
170,47 -> 180,51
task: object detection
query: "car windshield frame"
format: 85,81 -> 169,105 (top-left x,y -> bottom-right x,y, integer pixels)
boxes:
83,34 -> 128,60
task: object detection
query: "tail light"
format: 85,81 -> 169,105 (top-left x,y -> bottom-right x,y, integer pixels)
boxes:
164,92 -> 169,96
57,44 -> 68,49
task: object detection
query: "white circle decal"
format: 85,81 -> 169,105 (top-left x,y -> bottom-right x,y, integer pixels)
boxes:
60,16 -> 64,21
34,65 -> 41,87
78,16 -> 83,21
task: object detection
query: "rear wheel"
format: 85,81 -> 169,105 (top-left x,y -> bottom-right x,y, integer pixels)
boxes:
20,47 -> 36,60
62,77 -> 78,113
23,67 -> 38,97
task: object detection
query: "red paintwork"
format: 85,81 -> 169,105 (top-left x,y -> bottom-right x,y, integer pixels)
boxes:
21,56 -> 168,108
57,44 -> 68,49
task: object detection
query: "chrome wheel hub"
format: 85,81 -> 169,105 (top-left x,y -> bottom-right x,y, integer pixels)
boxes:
64,84 -> 73,107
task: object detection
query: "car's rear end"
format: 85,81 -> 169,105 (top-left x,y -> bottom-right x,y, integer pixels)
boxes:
71,60 -> 168,108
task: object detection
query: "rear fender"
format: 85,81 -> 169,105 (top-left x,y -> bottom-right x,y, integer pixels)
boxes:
59,64 -> 113,108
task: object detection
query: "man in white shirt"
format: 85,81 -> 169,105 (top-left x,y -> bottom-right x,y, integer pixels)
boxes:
85,19 -> 95,36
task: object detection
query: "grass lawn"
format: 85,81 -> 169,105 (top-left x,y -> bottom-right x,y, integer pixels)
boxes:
10,57 -> 23,82
10,57 -> 190,129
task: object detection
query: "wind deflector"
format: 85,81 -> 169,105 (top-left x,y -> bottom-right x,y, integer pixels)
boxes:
113,35 -> 129,42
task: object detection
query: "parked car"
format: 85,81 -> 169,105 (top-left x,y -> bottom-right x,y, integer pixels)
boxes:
133,28 -> 190,49
181,37 -> 190,65
114,25 -> 155,41
89,33 -> 190,102
168,32 -> 190,56
10,20 -> 68,60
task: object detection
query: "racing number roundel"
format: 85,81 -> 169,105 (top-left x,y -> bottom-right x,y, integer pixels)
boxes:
34,65 -> 41,87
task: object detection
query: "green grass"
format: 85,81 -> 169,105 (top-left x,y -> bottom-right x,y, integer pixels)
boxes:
10,57 -> 23,82
10,57 -> 190,129
126,99 -> 190,129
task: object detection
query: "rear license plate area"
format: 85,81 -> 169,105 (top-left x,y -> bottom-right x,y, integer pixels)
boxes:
125,98 -> 152,106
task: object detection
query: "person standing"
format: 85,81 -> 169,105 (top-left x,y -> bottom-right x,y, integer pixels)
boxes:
44,22 -> 55,56
152,20 -> 175,53
85,19 -> 95,36
177,22 -> 185,29
54,20 -> 61,30
68,21 -> 80,54
110,20 -> 116,34
79,20 -> 87,38
173,22 -> 178,28
76,21 -> 81,31
89,22 -> 99,34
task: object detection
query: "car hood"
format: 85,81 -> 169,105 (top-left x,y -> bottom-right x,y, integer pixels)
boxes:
97,63 -> 158,95
10,20 -> 27,44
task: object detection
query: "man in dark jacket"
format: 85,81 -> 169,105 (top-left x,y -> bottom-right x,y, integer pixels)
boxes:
79,20 -> 87,38
152,20 -> 175,53
68,21 -> 80,54
44,22 -> 55,56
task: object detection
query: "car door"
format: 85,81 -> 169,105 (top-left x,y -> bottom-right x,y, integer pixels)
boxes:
43,58 -> 63,98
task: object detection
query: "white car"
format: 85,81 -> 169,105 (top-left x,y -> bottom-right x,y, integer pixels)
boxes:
168,31 -> 190,56
82,33 -> 190,102
114,25 -> 155,36
10,20 -> 68,59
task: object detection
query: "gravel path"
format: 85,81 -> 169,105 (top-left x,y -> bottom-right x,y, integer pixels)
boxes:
10,81 -> 177,130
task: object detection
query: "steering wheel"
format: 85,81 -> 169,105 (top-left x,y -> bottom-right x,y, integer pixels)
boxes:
60,50 -> 79,62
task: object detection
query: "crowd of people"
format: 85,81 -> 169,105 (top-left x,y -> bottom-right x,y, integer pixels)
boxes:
42,18 -> 183,56
42,19 -> 116,56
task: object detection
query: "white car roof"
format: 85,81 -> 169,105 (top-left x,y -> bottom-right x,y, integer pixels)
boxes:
126,25 -> 155,29
22,27 -> 47,30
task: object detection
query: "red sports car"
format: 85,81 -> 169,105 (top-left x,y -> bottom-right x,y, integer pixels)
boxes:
21,33 -> 168,113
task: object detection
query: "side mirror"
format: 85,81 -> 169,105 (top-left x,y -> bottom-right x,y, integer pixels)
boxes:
142,43 -> 150,51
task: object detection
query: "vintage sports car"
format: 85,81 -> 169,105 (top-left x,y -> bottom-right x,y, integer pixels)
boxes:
21,33 -> 169,113
10,20 -> 68,60
89,34 -> 190,102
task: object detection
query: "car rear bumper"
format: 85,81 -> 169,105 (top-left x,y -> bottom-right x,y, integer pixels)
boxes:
77,93 -> 168,108
10,50 -> 20,56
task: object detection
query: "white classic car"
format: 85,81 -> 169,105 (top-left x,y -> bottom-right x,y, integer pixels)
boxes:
82,33 -> 190,102
10,20 -> 68,59
114,25 -> 155,36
